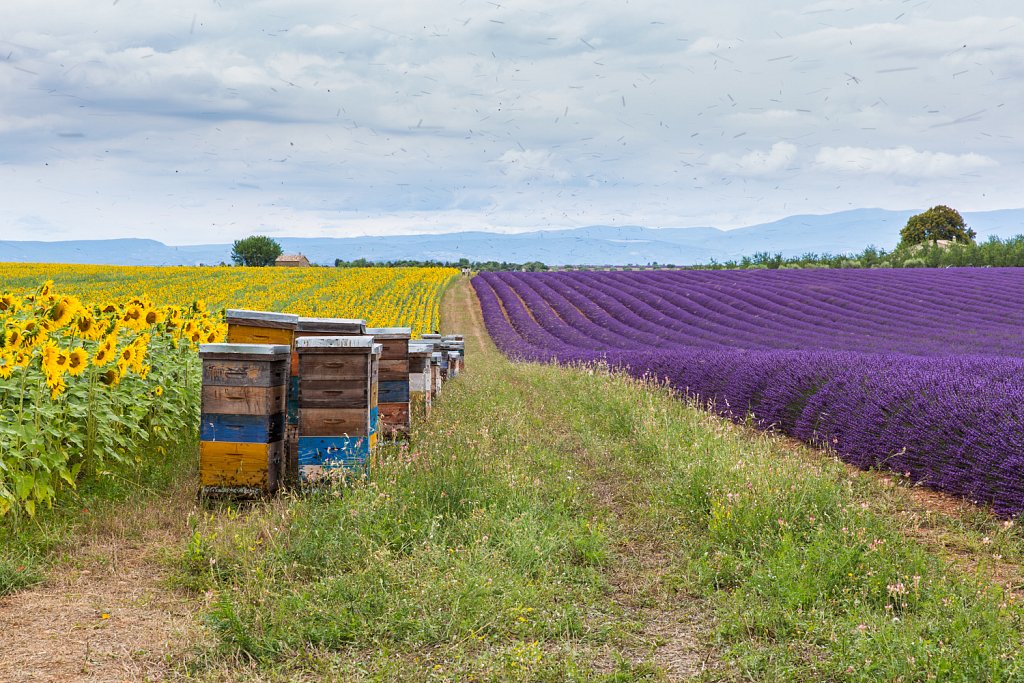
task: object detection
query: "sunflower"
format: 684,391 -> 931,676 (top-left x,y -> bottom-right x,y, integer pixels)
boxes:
47,375 -> 67,400
129,334 -> 150,373
122,304 -> 145,330
93,337 -> 116,367
0,294 -> 20,313
0,352 -> 14,380
38,280 -> 54,297
144,308 -> 164,326
98,367 -> 120,387
164,309 -> 182,330
48,296 -> 79,329
4,327 -> 24,350
117,345 -> 136,375
75,312 -> 100,339
153,385 -> 164,397
67,347 -> 89,377
41,342 -> 66,376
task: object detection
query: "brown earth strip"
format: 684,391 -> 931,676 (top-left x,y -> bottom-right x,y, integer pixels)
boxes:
0,479 -> 205,682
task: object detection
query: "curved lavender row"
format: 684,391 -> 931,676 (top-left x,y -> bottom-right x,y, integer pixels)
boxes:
491,269 -> 1024,357
472,269 -> 1024,515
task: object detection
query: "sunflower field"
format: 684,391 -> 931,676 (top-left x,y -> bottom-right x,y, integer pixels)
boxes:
0,265 -> 459,517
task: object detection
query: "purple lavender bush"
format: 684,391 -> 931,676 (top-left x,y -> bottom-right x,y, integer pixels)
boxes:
473,269 -> 1024,516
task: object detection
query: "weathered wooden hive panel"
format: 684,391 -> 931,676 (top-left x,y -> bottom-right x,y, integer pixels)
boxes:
199,343 -> 290,497
295,336 -> 379,482
225,310 -> 300,485
408,342 -> 433,420
366,327 -> 411,437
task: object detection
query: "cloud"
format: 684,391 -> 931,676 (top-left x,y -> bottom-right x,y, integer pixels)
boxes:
497,149 -> 572,183
815,146 -> 997,176
0,0 -> 1021,243
710,142 -> 798,175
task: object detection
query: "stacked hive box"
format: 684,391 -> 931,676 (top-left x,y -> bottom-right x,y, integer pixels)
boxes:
198,343 -> 290,497
366,327 -> 411,438
293,317 -> 369,475
445,335 -> 465,366
295,336 -> 381,482
408,341 -> 433,420
430,351 -> 443,399
225,310 -> 300,485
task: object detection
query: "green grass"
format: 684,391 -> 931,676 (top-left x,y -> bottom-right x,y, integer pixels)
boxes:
182,321 -> 1024,680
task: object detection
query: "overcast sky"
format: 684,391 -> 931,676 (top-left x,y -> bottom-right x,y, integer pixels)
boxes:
1,0 -> 1021,244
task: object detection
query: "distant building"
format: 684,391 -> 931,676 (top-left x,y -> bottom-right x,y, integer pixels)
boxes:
275,253 -> 310,267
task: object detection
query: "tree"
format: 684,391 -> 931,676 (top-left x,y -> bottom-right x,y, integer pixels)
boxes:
231,235 -> 283,267
898,205 -> 976,249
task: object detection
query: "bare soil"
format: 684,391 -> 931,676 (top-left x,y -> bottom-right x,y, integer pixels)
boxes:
0,480 -> 204,682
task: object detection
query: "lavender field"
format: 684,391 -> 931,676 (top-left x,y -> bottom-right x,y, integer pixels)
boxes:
473,269 -> 1024,516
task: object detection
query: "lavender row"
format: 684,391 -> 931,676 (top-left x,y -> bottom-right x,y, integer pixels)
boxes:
472,269 -> 1024,516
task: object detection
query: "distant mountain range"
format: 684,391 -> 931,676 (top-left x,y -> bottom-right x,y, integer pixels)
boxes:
4,208 -> 1024,267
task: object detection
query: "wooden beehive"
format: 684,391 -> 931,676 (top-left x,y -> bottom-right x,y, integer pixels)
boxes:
430,351 -> 443,399
295,336 -> 380,483
443,334 -> 465,363
408,341 -> 433,420
226,310 -> 300,486
366,327 -> 411,438
199,343 -> 290,497
292,317 -> 367,482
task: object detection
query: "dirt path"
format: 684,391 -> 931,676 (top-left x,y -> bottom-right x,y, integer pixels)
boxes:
0,481 -> 203,682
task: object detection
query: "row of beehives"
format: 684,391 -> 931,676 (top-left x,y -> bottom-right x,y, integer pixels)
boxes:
197,310 -> 465,497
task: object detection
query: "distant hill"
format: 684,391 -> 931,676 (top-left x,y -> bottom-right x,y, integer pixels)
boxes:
4,208 -> 1024,267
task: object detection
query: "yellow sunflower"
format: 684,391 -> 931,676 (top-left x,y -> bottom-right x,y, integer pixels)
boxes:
99,367 -> 121,387
0,352 -> 14,380
41,342 -> 66,376
0,294 -> 20,313
67,347 -> 89,377
47,374 -> 67,400
144,308 -> 164,326
117,345 -> 136,375
48,296 -> 79,329
4,327 -> 25,350
93,336 -> 117,367
75,312 -> 103,340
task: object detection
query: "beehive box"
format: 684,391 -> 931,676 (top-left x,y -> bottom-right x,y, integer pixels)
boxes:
408,341 -> 433,420
366,327 -> 411,438
226,310 -> 300,486
448,350 -> 462,378
292,317 -> 367,482
199,343 -> 290,497
296,336 -> 380,483
430,351 -> 443,399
